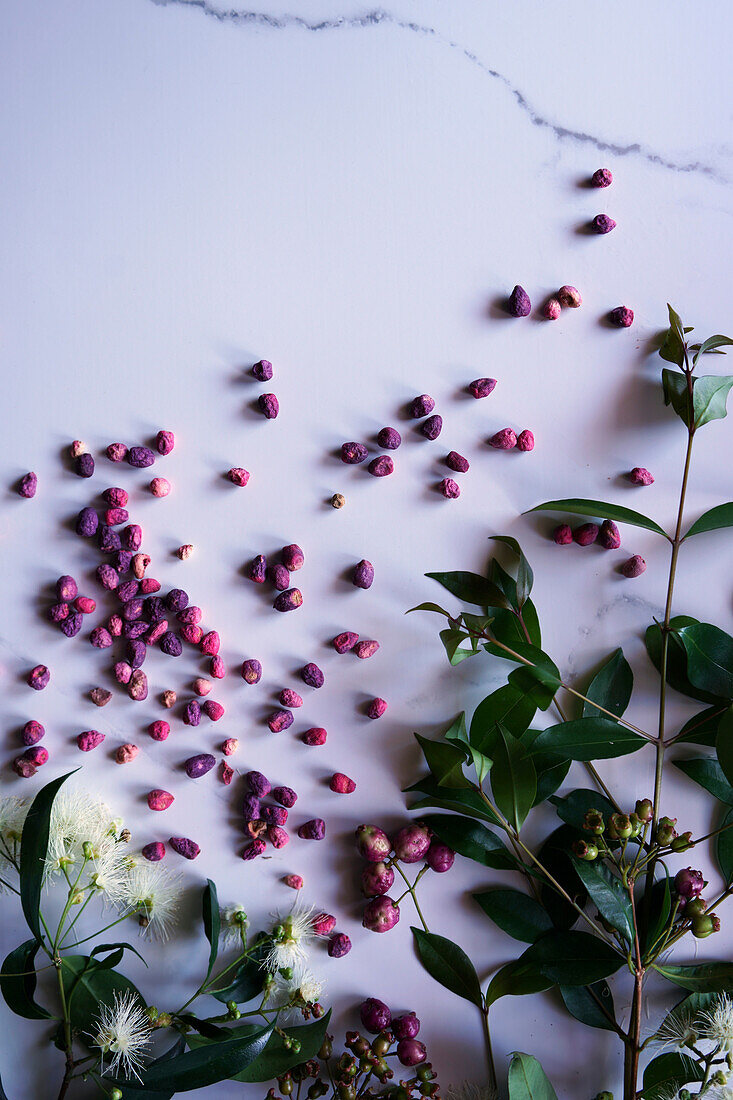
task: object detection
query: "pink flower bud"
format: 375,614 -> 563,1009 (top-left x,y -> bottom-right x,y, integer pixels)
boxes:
147,789 -> 174,811
393,824 -> 431,864
621,554 -> 646,578
77,730 -> 105,752
628,467 -> 654,486
312,913 -> 336,937
543,298 -> 561,320
440,478 -> 460,499
330,772 -> 356,794
333,631 -> 359,653
574,523 -> 599,546
302,727 -> 327,746
361,862 -> 394,897
356,824 -> 392,862
489,428 -> 517,450
508,285 -> 531,317
599,520 -> 621,550
116,743 -> 139,764
592,214 -> 616,233
517,429 -> 535,452
362,896 -> 400,933
328,933 -> 351,958
169,836 -> 200,860
468,377 -> 497,399
284,873 -> 304,890
354,639 -> 379,659
142,841 -> 166,861
558,285 -> 582,308
367,698 -> 387,720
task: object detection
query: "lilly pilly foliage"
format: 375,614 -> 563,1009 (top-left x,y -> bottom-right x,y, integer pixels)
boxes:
406,308 -> 733,1100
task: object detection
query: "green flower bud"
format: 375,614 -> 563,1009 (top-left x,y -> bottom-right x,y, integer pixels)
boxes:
573,839 -> 598,861
692,912 -> 720,938
628,813 -> 642,837
155,1012 -> 172,1028
110,1091 -> 124,1100
671,831 -> 694,852
594,1093 -> 613,1100
583,810 -> 605,835
655,817 -> 678,845
609,813 -> 632,840
713,1071 -> 727,1086
635,799 -> 653,823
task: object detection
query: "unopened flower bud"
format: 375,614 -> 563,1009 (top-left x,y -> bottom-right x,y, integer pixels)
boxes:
692,912 -> 720,938
572,839 -> 598,861
583,809 -> 605,835
635,798 -> 653,823
656,817 -> 678,845
671,831 -> 694,852
675,867 -> 705,899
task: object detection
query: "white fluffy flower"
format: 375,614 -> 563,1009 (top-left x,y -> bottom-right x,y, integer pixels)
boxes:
700,995 -> 733,1054
296,968 -> 323,1005
220,904 -> 248,947
264,964 -> 324,1017
89,839 -> 134,907
0,797 -> 27,868
123,862 -> 182,941
654,1004 -> 699,1051
91,990 -> 152,1081
46,789 -> 115,878
265,903 -> 316,972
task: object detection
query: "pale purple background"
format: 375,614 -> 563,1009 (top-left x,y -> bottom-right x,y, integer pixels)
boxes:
2,2 -> 733,1096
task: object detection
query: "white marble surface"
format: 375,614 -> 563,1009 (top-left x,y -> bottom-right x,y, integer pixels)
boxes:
2,2 -> 733,1096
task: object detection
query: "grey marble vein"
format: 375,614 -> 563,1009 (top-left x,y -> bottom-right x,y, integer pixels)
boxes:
150,0 -> 725,182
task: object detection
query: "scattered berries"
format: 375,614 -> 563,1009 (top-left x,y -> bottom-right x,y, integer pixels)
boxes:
621,554 -> 646,578
330,772 -> 356,794
592,168 -> 613,187
258,394 -> 279,419
368,456 -> 393,477
508,285 -> 531,317
440,477 -> 460,499
489,428 -> 517,450
609,306 -> 634,328
592,214 -> 616,234
629,467 -> 654,486
574,523 -> 599,546
468,377 -> 497,399
543,298 -> 561,321
516,429 -> 535,452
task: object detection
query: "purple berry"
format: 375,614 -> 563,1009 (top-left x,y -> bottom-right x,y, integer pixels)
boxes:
446,451 -> 469,473
675,867 -> 705,899
553,524 -> 573,546
246,771 -> 271,797
301,662 -> 324,688
362,896 -> 400,933
242,658 -> 263,684
341,442 -> 368,465
420,414 -> 442,441
328,933 -> 351,958
392,824 -> 431,864
368,456 -> 393,477
185,753 -> 216,779
393,1012 -> 420,1040
356,824 -> 391,862
397,1039 -> 427,1067
252,359 -> 273,381
508,285 -> 531,317
592,214 -> 616,234
353,559 -> 374,589
360,998 -> 392,1034
468,377 -> 497,399
426,841 -> 455,873
592,168 -> 613,188
408,394 -> 435,418
360,862 -> 394,897
128,446 -> 155,468
573,523 -> 599,547
377,426 -> 401,449
298,818 -> 326,840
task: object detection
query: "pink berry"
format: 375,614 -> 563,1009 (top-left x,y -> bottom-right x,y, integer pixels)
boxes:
302,727 -> 327,746
248,555 -> 267,583
558,285 -> 582,308
330,772 -> 356,794
284,873 -> 303,890
210,655 -> 225,679
75,596 -> 96,614
115,743 -> 139,764
27,665 -> 50,691
516,429 -> 535,452
268,825 -> 289,848
200,630 -> 220,656
361,862 -> 394,897
574,523 -> 599,546
592,168 -> 613,188
106,443 -> 128,463
609,306 -> 634,328
220,762 -> 234,785
621,554 -> 646,578
258,393 -> 279,419
228,467 -> 250,487
282,544 -> 304,572
354,639 -> 379,659
222,737 -> 239,756
312,913 -> 336,937
363,896 -> 400,933
356,824 -> 392,862
599,520 -> 621,550
489,428 -> 517,450
543,298 -> 561,320
367,698 -> 387,720
426,841 -> 455,873
629,467 -> 654,486
333,631 -> 359,653
468,377 -> 497,399
147,789 -> 174,811
242,838 -> 266,861
553,524 -> 573,545
23,746 -> 48,767
18,473 -> 37,498
279,688 -> 303,709
202,700 -> 224,721
148,720 -> 170,742
272,785 -> 298,807
393,824 -> 431,864
440,478 -> 460,499
56,575 -> 78,601
142,841 -> 166,861
150,477 -> 171,497
77,730 -> 105,752
156,430 -> 175,456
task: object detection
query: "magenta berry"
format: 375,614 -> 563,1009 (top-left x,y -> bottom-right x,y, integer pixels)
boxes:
22,721 -> 45,746
599,520 -> 621,550
148,720 -> 170,742
274,588 -> 303,612
202,700 -> 224,721
200,630 -> 220,656
361,862 -> 394,897
675,867 -> 705,899
356,824 -> 391,862
377,426 -> 401,449
553,524 -> 573,546
185,753 -> 216,779
128,446 -> 155,468
147,789 -> 174,811
155,430 -> 175,456
334,631 -> 359,653
368,456 -> 393,477
312,913 -> 336,937
261,805 -> 288,827
508,285 -> 531,317
169,836 -> 200,860
330,772 -> 356,794
397,1039 -> 427,1067
77,730 -> 105,752
247,771 -> 271,797
621,554 -> 646,578
360,998 -> 391,1034
105,507 -> 129,526
27,665 -> 50,691
543,298 -> 561,321
284,873 -> 303,890
298,818 -> 326,840
629,467 -> 654,486
574,523 -> 599,546
301,662 -> 324,688
258,393 -> 279,419
227,467 -> 250,487
353,559 -> 374,589
426,841 -> 455,873
392,824 -> 431,864
272,785 -> 298,808
327,932 -> 351,958
282,544 -> 304,572
393,1012 -> 420,1040
268,824 -> 289,847
248,555 -> 267,584
362,896 -> 400,933
116,743 -> 139,764
440,477 -> 460,499
469,377 -> 497,399
242,658 -> 262,685
23,746 -> 48,768
210,655 -> 225,679
592,214 -> 616,234
56,575 -> 78,601
268,709 -> 294,733
420,414 -> 442,441
446,451 -> 469,473
252,359 -> 273,381
489,428 -> 517,450
341,442 -> 368,465
242,839 -> 266,861
367,698 -> 387,720
18,472 -> 37,498
354,639 -> 379,659
609,305 -> 634,328
142,841 -> 166,862
106,443 -> 128,463
409,394 -> 435,418
517,429 -> 535,452
302,727 -> 327,746
592,168 -> 613,188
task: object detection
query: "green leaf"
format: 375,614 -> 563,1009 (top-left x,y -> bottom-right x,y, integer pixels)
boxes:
489,536 -> 534,608
443,712 -> 469,746
423,814 -> 517,871
411,928 -> 483,1007
559,981 -> 616,1032
532,718 -> 646,760
406,601 -> 450,617
121,1022 -> 275,1093
507,1052 -> 558,1100
550,788 -> 617,831
692,375 -> 733,428
655,993 -> 718,1046
684,502 -> 733,539
176,1014 -> 231,1040
490,726 -> 536,831
673,757 -> 733,805
537,827 -> 588,930
116,1039 -> 186,1100
717,807 -> 733,883
571,859 -> 634,942
202,880 -> 220,981
693,335 -> 733,362
0,939 -> 51,1019
527,498 -> 668,538
233,1011 -> 332,1082
485,960 -> 552,1006
676,622 -> 733,698
426,570 -> 507,608
473,889 -> 552,943
60,955 -> 144,1037
642,1053 -> 704,1099
659,329 -> 685,368
521,930 -> 623,986
439,627 -> 477,666
482,642 -> 561,708
716,707 -> 733,786
583,648 -> 633,720
404,777 -> 502,825
662,368 -> 692,427
470,685 -> 537,753
209,944 -> 267,1004
20,770 -> 76,942
654,962 -> 733,993
414,733 -> 470,788
642,873 -> 671,957
646,617 -> 723,704
490,603 -> 542,649
532,755 -> 571,806
674,706 -> 726,747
